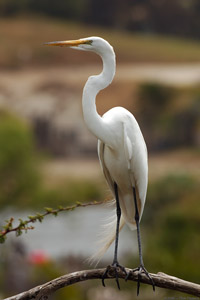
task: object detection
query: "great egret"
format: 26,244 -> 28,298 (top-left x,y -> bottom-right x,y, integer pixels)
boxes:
46,37 -> 155,294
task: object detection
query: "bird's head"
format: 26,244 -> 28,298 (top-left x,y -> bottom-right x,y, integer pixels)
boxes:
45,36 -> 113,56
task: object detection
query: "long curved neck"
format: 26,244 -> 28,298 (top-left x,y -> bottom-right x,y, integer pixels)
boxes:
82,47 -> 116,146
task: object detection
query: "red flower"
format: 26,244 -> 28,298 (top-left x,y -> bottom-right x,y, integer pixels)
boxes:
28,250 -> 50,265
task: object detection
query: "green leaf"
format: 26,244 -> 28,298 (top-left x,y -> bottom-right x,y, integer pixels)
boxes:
45,207 -> 53,213
0,234 -> 6,243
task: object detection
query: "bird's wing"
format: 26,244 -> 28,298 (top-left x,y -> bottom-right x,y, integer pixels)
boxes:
97,140 -> 114,195
123,122 -> 133,172
123,120 -> 147,219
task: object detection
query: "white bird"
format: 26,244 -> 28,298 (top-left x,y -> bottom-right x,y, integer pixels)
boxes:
46,36 -> 155,294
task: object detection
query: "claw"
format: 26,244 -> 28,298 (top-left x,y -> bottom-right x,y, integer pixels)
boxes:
102,262 -> 127,290
102,266 -> 109,287
126,265 -> 155,296
114,267 -> 120,290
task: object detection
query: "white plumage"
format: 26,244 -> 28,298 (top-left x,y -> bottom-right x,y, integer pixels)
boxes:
80,37 -> 148,261
100,107 -> 148,225
46,36 -> 154,293
93,106 -> 148,262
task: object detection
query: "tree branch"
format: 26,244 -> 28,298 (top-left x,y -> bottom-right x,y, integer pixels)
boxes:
3,267 -> 200,300
0,200 -> 104,243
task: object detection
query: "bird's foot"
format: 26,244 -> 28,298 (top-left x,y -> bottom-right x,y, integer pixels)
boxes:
102,261 -> 127,290
125,264 -> 155,296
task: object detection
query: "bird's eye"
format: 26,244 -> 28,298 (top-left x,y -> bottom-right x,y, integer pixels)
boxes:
85,40 -> 93,45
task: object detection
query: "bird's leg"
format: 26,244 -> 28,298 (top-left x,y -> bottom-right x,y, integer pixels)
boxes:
102,182 -> 127,289
113,182 -> 121,265
126,187 -> 155,295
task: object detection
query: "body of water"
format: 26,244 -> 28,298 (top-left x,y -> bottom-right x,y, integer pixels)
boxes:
0,206 -> 138,263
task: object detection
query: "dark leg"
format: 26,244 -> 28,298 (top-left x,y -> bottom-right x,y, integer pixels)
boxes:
113,181 -> 121,265
133,187 -> 144,268
102,182 -> 127,289
126,187 -> 155,295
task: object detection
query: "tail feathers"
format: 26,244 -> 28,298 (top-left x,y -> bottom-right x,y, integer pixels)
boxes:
88,207 -> 125,266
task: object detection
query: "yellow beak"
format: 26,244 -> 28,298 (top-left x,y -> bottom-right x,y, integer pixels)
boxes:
44,39 -> 91,47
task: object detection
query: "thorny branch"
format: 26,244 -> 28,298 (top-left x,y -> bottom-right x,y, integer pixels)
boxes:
1,202 -> 200,299
3,267 -> 200,300
0,200 -> 105,243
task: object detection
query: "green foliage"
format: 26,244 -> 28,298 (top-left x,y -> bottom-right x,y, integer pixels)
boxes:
32,178 -> 103,210
137,82 -> 175,130
57,179 -> 103,204
142,174 -> 200,282
0,110 -> 103,211
157,96 -> 200,148
136,83 -> 200,151
144,173 -> 199,229
147,174 -> 197,210
138,82 -> 174,115
0,110 -> 40,209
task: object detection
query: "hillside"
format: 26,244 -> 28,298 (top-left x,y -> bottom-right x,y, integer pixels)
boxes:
1,17 -> 200,69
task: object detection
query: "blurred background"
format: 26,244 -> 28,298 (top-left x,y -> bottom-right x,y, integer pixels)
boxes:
0,1 -> 200,299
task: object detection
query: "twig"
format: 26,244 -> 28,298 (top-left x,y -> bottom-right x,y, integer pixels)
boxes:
3,267 -> 200,300
0,200 -> 105,243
